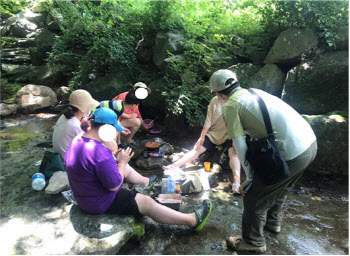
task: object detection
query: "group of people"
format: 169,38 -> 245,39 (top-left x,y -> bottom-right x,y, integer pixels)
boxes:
52,83 -> 212,234
52,69 -> 317,254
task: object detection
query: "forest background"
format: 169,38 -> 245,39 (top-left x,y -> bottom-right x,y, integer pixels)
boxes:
1,0 -> 349,126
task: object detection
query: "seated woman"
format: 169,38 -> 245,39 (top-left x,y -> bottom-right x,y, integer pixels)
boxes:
163,96 -> 241,194
65,108 -> 212,231
53,89 -> 155,188
52,89 -> 99,160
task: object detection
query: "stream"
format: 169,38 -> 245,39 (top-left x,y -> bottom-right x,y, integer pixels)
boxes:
0,112 -> 348,255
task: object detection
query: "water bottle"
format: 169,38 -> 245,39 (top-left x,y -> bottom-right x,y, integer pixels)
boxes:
32,173 -> 46,191
167,178 -> 176,194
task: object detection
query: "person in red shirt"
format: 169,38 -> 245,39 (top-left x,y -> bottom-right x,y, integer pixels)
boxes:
112,82 -> 151,147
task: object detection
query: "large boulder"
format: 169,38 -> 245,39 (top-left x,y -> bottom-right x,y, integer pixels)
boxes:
34,29 -> 56,61
282,51 -> 348,114
227,63 -> 263,88
153,31 -> 186,69
2,13 -> 38,37
334,26 -> 348,50
304,113 -> 348,176
84,72 -> 130,101
3,65 -> 64,87
141,77 -> 169,119
16,84 -> 57,113
264,28 -> 319,66
250,64 -> 286,97
0,103 -> 18,116
69,205 -> 145,254
56,86 -> 70,102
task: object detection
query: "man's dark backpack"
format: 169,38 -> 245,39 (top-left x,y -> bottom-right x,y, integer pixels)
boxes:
245,89 -> 289,185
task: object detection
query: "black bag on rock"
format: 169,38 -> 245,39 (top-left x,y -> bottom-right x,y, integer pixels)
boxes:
245,89 -> 289,185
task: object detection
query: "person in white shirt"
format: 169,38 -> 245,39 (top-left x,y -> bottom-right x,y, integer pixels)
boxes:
53,89 -> 99,159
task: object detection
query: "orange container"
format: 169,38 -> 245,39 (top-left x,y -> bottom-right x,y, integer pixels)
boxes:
204,162 -> 211,172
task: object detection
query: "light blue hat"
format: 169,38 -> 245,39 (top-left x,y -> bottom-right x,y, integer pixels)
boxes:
91,108 -> 124,132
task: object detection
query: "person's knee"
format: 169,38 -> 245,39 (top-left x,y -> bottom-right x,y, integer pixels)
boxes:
136,194 -> 155,215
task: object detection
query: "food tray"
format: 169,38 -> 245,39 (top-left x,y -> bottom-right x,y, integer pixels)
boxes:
157,194 -> 182,211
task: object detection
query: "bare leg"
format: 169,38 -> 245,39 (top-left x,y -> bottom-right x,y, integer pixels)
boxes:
120,118 -> 141,143
164,145 -> 207,169
124,164 -> 149,186
135,193 -> 197,226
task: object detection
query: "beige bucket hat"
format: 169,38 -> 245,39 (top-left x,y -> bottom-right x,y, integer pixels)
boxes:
133,82 -> 151,94
69,89 -> 99,114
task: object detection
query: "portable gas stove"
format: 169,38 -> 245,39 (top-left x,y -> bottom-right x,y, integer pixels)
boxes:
143,146 -> 159,157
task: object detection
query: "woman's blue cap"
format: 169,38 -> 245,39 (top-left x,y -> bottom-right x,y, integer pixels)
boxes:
91,108 -> 124,132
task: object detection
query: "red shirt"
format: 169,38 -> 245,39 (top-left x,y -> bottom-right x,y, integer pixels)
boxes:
112,92 -> 141,120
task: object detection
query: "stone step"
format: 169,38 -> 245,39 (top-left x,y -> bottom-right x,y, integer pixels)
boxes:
1,56 -> 31,64
1,48 -> 30,57
2,37 -> 36,48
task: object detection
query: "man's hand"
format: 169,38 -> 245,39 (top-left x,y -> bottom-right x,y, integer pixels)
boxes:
239,179 -> 251,196
117,147 -> 134,164
121,128 -> 131,135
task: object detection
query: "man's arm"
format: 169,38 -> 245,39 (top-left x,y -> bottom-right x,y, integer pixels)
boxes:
233,136 -> 253,195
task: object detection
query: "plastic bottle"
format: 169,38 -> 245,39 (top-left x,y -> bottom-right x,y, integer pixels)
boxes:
149,151 -> 164,158
167,178 -> 176,193
175,182 -> 181,194
32,173 -> 46,191
161,178 -> 168,194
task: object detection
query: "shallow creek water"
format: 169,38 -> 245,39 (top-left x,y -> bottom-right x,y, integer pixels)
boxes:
0,113 -> 348,255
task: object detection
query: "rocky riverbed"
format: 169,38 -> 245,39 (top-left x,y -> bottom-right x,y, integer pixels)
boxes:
0,112 -> 348,255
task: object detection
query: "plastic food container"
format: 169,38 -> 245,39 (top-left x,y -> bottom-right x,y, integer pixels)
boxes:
143,119 -> 154,129
157,194 -> 182,211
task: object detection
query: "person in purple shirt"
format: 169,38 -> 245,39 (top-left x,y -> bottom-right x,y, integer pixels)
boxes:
65,108 -> 212,231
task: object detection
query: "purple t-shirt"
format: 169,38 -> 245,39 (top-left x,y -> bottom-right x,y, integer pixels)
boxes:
65,134 -> 123,214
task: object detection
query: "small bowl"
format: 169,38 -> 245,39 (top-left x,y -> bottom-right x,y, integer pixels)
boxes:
143,119 -> 154,129
149,129 -> 162,134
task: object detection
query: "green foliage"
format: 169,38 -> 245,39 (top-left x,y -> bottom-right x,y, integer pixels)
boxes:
46,0 -> 348,125
0,0 -> 28,18
256,0 -> 349,48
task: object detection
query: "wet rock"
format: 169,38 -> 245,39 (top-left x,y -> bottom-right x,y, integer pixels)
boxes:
45,171 -> 70,194
0,103 -> 18,116
135,157 -> 168,170
16,84 -> 57,113
69,205 -> 145,254
56,86 -> 69,102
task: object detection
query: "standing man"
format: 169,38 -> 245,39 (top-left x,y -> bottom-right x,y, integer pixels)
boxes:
209,69 -> 317,253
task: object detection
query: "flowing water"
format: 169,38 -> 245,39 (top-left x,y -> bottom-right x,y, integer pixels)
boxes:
0,113 -> 348,255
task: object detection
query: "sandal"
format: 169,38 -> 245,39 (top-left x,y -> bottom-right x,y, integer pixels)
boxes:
148,175 -> 158,190
193,199 -> 212,232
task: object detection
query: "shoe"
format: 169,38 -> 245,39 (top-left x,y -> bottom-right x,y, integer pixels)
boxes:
148,175 -> 158,190
265,224 -> 281,233
193,199 -> 212,232
226,236 -> 266,253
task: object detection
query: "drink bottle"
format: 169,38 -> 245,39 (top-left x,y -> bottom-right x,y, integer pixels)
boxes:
149,152 -> 164,158
32,173 -> 46,191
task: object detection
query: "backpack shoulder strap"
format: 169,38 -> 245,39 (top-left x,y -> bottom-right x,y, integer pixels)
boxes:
247,89 -> 274,138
